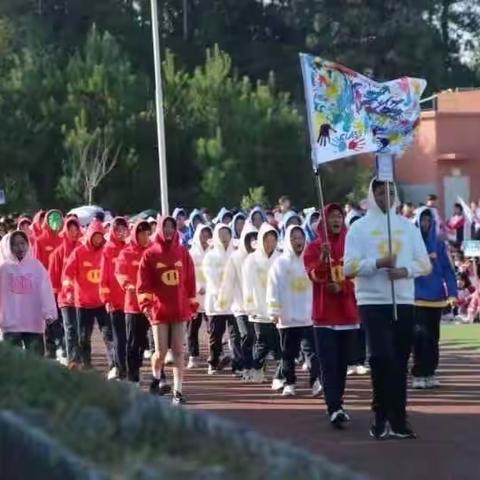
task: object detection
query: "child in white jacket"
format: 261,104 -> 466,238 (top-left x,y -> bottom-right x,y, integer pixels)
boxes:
187,224 -> 212,369
242,223 -> 282,385
267,225 -> 322,396
218,222 -> 258,378
202,224 -> 242,375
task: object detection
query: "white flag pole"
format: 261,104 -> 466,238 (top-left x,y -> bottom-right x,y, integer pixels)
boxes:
150,0 -> 169,216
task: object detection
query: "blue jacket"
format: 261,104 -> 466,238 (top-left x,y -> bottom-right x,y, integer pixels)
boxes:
247,206 -> 267,226
414,207 -> 457,306
184,209 -> 204,247
303,210 -> 320,243
172,207 -> 190,247
280,211 -> 302,240
214,207 -> 232,225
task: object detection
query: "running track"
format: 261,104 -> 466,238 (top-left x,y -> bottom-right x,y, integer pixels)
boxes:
92,332 -> 480,480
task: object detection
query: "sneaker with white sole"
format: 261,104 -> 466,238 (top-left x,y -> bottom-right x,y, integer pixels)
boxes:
426,376 -> 440,388
282,384 -> 296,396
271,378 -> 285,392
369,415 -> 389,440
187,356 -> 200,369
312,379 -> 323,397
301,361 -> 309,372
207,365 -> 218,375
250,368 -> 266,383
347,366 -> 356,376
355,365 -> 369,375
172,391 -> 187,406
330,410 -> 346,429
233,369 -> 246,378
143,350 -> 152,360
107,367 -> 119,381
412,377 -> 427,389
164,349 -> 174,366
389,424 -> 417,440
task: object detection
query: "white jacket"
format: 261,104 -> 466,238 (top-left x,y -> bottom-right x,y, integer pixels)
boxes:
243,223 -> 281,323
189,224 -> 212,313
202,224 -> 234,316
267,225 -> 313,329
344,180 -> 431,306
217,222 -> 258,316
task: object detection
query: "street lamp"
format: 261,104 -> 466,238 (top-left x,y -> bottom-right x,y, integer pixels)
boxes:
150,0 -> 169,215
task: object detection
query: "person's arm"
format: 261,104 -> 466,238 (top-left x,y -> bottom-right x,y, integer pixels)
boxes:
99,252 -> 113,311
48,248 -> 62,295
242,257 -> 255,315
217,256 -> 236,310
303,242 -> 330,283
114,251 -> 134,292
406,226 -> 432,278
62,250 -> 77,304
184,250 -> 198,314
136,251 -> 155,318
39,264 -> 58,322
439,242 -> 458,301
266,261 -> 282,319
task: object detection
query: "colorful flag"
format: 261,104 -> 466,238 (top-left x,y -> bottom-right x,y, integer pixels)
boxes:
300,54 -> 426,167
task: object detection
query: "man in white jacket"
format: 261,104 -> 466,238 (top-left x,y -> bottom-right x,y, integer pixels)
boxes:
202,224 -> 242,375
218,222 -> 258,379
344,179 -> 431,440
267,225 -> 321,397
187,224 -> 212,369
243,223 -> 282,385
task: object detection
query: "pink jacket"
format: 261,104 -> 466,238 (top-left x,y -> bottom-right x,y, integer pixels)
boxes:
0,232 -> 57,334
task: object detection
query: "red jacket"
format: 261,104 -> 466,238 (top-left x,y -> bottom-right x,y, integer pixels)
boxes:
137,216 -> 197,325
304,204 -> 358,327
33,210 -> 63,269
99,217 -> 127,312
63,220 -> 105,309
48,218 -> 82,308
29,210 -> 45,248
115,221 -> 151,314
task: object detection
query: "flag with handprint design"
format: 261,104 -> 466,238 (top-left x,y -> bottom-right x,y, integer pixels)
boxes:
300,53 -> 426,167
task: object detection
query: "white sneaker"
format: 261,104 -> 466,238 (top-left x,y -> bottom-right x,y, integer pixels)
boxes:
250,369 -> 266,383
233,369 -> 245,378
207,365 -> 217,375
187,356 -> 199,369
312,379 -> 323,397
301,361 -> 309,372
412,377 -> 427,389
143,350 -> 152,360
271,378 -> 285,391
164,349 -> 174,366
347,366 -> 356,376
282,384 -> 296,396
355,365 -> 369,375
426,376 -> 440,388
242,369 -> 255,382
107,367 -> 119,380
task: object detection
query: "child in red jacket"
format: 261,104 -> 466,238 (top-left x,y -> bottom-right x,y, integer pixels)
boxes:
304,203 -> 359,429
63,220 -> 115,375
100,217 -> 128,380
115,220 -> 170,388
137,216 -> 197,405
48,216 -> 82,368
34,209 -> 65,360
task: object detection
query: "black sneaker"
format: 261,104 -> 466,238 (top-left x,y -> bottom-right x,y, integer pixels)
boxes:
172,391 -> 186,406
369,417 -> 389,440
339,408 -> 351,422
330,410 -> 346,430
149,378 -> 160,395
389,425 -> 417,440
158,380 -> 172,396
218,356 -> 231,371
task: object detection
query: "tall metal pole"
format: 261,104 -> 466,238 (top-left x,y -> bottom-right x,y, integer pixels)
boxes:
150,0 -> 169,215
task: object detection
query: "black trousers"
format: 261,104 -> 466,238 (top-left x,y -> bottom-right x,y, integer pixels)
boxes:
348,323 -> 367,365
44,317 -> 64,358
236,315 -> 256,370
3,332 -> 45,356
111,310 -> 127,377
187,312 -> 206,357
207,315 -> 243,370
253,322 -> 281,371
412,307 -> 442,378
77,307 -> 114,369
61,306 -> 80,364
315,327 -> 356,414
126,313 -> 150,382
360,304 -> 414,429
278,326 -> 320,386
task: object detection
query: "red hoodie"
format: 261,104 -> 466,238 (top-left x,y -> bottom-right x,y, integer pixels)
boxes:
29,210 -> 45,249
34,210 -> 64,270
63,220 -> 105,309
115,221 -> 151,314
99,217 -> 127,312
137,216 -> 197,325
48,217 -> 82,308
303,204 -> 358,327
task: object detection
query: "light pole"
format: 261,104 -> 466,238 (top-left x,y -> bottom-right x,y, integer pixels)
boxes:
150,0 -> 169,215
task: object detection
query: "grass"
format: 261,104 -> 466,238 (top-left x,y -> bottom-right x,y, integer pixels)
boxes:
0,343 -> 350,480
441,324 -> 480,350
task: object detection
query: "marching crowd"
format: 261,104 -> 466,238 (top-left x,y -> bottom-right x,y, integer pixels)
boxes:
0,181 -> 479,440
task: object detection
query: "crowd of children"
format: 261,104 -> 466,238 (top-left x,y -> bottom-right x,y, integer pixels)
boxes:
0,186 -> 478,438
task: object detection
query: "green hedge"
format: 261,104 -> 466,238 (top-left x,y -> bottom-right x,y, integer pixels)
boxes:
0,344 -> 366,480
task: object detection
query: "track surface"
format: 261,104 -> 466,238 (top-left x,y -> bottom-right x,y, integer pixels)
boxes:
92,330 -> 480,480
